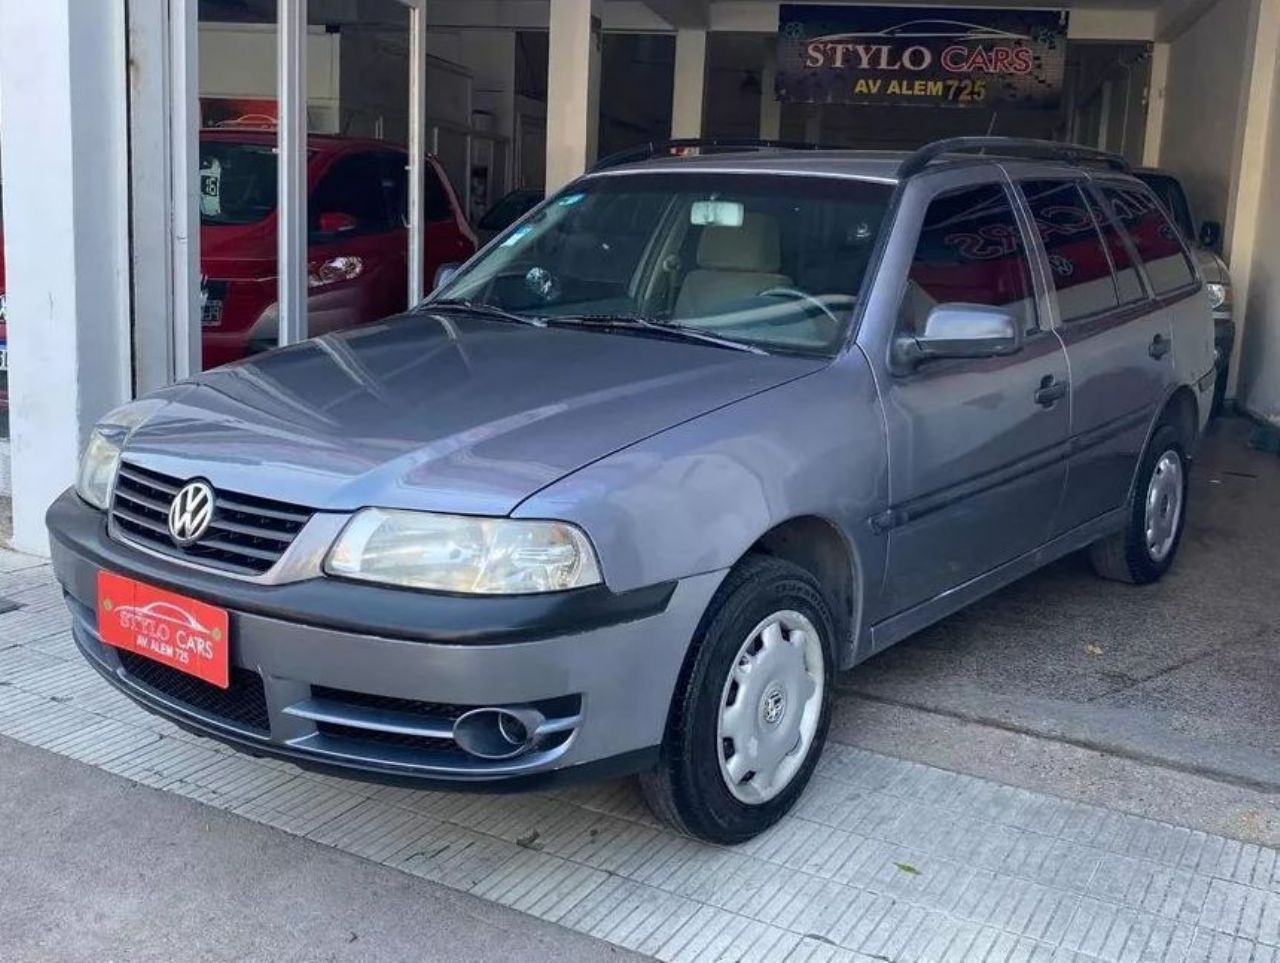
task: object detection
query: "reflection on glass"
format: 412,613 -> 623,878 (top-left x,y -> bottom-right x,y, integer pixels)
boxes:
433,173 -> 891,356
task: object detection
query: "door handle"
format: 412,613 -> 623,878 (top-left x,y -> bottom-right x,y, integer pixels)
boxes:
1149,333 -> 1171,359
1034,375 -> 1068,408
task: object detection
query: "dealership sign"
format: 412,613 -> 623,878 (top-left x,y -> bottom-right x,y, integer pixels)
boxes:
777,5 -> 1068,109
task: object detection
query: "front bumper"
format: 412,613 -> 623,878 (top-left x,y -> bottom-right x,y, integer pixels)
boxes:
48,490 -> 724,789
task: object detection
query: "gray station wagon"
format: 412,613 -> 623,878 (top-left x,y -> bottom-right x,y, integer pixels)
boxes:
47,137 -> 1216,843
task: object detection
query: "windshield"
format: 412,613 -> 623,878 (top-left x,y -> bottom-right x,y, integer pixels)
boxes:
479,190 -> 544,231
431,172 -> 892,355
199,141 -> 280,226
1135,172 -> 1195,242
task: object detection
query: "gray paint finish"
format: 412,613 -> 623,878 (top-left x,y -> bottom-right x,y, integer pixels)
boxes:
46,147 -> 1216,787
124,316 -> 822,517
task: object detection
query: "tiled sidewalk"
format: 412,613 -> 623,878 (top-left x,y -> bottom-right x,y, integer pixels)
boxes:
1,548 -> 1276,963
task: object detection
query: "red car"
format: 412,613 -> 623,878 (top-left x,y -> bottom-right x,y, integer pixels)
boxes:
0,133 -> 476,423
199,129 -> 475,368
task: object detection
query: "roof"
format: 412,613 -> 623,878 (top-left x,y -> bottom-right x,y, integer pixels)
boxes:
593,149 -> 909,184
590,138 -> 1134,185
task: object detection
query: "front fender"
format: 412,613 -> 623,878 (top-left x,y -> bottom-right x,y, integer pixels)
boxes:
513,357 -> 890,631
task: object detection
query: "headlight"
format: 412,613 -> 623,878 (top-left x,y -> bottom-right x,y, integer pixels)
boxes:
1206,282 -> 1231,310
309,256 -> 364,289
325,508 -> 603,594
75,430 -> 124,510
74,399 -> 162,512
75,401 -> 161,510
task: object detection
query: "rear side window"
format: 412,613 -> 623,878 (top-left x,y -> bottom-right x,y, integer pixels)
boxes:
1021,180 -> 1118,322
1083,187 -> 1146,304
903,183 -> 1036,336
1100,185 -> 1198,295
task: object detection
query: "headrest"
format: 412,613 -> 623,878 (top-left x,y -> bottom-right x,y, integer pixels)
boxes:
696,213 -> 782,273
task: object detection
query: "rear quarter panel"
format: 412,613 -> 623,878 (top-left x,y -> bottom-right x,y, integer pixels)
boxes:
1170,286 -> 1216,435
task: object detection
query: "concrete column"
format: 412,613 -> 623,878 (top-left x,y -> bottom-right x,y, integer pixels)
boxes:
546,0 -> 602,192
0,0 -> 133,553
671,28 -> 707,139
1227,0 -> 1280,410
1142,43 -> 1169,167
759,44 -> 781,140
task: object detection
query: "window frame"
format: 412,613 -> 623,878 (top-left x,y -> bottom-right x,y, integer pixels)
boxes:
891,177 -> 1044,348
1090,178 -> 1203,302
1013,176 -> 1128,327
1079,180 -> 1151,308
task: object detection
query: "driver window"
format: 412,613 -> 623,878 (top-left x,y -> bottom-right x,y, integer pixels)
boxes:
901,184 -> 1037,338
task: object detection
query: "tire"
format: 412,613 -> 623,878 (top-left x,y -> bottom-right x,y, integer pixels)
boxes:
1089,421 -> 1189,584
639,555 -> 835,844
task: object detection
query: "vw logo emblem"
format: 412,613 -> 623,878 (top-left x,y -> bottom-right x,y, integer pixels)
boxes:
168,480 -> 215,547
761,686 -> 787,726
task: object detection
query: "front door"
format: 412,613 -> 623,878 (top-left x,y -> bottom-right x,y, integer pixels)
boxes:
871,174 -> 1071,617
307,150 -> 411,336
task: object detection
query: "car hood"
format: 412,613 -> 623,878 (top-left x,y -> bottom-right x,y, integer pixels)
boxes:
122,312 -> 825,516
200,220 -> 280,273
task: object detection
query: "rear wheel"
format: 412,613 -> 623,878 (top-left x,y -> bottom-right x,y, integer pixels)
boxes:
640,556 -> 834,844
1089,421 -> 1188,584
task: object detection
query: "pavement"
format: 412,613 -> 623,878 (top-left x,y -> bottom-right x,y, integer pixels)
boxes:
839,416 -> 1280,838
0,415 -> 1278,962
0,735 -> 643,963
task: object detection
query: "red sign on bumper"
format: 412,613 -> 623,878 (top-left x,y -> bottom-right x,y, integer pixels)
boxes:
96,571 -> 230,689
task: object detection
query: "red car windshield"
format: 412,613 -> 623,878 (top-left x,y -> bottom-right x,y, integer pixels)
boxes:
199,141 -> 279,226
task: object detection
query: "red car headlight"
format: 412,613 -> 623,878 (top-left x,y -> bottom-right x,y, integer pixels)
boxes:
308,256 -> 364,289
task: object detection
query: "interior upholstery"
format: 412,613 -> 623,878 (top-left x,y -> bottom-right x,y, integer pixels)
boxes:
675,213 -> 791,318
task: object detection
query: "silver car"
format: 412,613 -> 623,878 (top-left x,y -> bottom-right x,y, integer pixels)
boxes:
47,137 -> 1216,843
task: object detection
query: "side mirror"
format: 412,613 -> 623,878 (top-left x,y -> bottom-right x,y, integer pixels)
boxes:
432,263 -> 461,291
1199,220 -> 1222,250
317,211 -> 358,234
894,304 -> 1023,369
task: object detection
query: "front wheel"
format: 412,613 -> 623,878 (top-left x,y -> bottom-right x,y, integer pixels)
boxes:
1089,422 -> 1189,584
640,556 -> 834,844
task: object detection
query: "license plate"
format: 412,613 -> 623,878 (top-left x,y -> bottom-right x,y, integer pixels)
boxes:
96,571 -> 230,688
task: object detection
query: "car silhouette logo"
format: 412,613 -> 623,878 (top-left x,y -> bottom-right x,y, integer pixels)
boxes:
168,480 -> 215,547
114,600 -> 217,637
812,20 -> 1030,43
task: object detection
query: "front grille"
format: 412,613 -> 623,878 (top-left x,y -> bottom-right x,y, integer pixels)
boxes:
310,686 -> 474,724
117,650 -> 270,734
305,686 -> 581,758
111,462 -> 312,576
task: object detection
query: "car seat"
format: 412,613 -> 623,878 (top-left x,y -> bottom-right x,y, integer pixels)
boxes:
674,213 -> 791,318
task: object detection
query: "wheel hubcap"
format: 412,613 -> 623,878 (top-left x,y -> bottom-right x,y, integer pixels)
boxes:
1144,450 -> 1184,562
716,610 -> 825,804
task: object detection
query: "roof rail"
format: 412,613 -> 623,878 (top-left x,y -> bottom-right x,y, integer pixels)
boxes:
899,137 -> 1130,180
591,138 -> 836,172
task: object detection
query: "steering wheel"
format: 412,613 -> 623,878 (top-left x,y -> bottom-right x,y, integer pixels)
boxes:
756,286 -> 841,331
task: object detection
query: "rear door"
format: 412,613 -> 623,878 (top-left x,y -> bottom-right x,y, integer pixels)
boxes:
1015,176 -> 1175,533
872,172 -> 1071,616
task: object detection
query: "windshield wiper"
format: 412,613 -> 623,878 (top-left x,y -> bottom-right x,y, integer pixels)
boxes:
421,298 -> 546,327
546,314 -> 768,355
